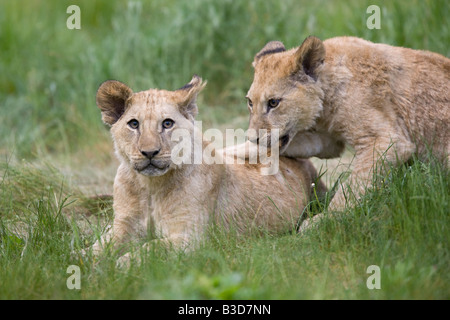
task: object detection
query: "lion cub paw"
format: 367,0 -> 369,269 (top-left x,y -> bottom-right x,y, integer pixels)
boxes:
298,214 -> 324,234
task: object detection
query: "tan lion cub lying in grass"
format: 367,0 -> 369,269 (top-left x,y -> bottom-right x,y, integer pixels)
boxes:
92,75 -> 326,263
245,36 -> 450,211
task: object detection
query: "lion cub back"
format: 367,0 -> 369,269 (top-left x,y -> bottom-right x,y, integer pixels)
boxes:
214,157 -> 326,234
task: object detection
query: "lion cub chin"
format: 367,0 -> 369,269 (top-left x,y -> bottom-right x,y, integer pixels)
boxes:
92,75 -> 326,265
246,36 -> 450,211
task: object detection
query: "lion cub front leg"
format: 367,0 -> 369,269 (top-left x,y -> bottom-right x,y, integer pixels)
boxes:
116,214 -> 204,268
328,158 -> 373,212
329,137 -> 415,211
116,236 -> 188,268
91,166 -> 148,256
283,132 -> 345,159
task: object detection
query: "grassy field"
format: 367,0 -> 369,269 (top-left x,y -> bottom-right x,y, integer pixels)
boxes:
0,0 -> 449,300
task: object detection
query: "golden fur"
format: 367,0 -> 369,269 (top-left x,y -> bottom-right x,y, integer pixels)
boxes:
93,76 -> 326,262
246,36 -> 450,210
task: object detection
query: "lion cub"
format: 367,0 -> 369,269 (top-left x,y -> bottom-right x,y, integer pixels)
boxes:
245,36 -> 449,211
93,76 -> 326,260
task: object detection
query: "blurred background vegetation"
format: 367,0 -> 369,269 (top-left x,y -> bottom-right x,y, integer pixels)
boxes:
0,0 -> 449,160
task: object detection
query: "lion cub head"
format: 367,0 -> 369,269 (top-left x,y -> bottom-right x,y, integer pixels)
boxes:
246,36 -> 325,151
96,76 -> 206,176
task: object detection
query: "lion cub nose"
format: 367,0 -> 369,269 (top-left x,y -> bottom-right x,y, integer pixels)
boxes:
141,149 -> 160,159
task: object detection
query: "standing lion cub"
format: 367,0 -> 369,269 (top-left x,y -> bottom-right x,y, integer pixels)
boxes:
93,76 -> 326,262
245,36 -> 449,211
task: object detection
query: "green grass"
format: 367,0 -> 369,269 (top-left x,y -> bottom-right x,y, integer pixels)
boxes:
0,158 -> 448,299
0,0 -> 449,299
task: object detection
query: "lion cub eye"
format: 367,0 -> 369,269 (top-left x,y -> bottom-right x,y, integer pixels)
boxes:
128,119 -> 139,129
162,119 -> 174,129
246,97 -> 253,112
267,98 -> 281,109
247,98 -> 253,108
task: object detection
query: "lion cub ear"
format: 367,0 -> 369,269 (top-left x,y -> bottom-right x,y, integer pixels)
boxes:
293,36 -> 325,81
175,75 -> 207,120
253,41 -> 286,67
96,80 -> 133,126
